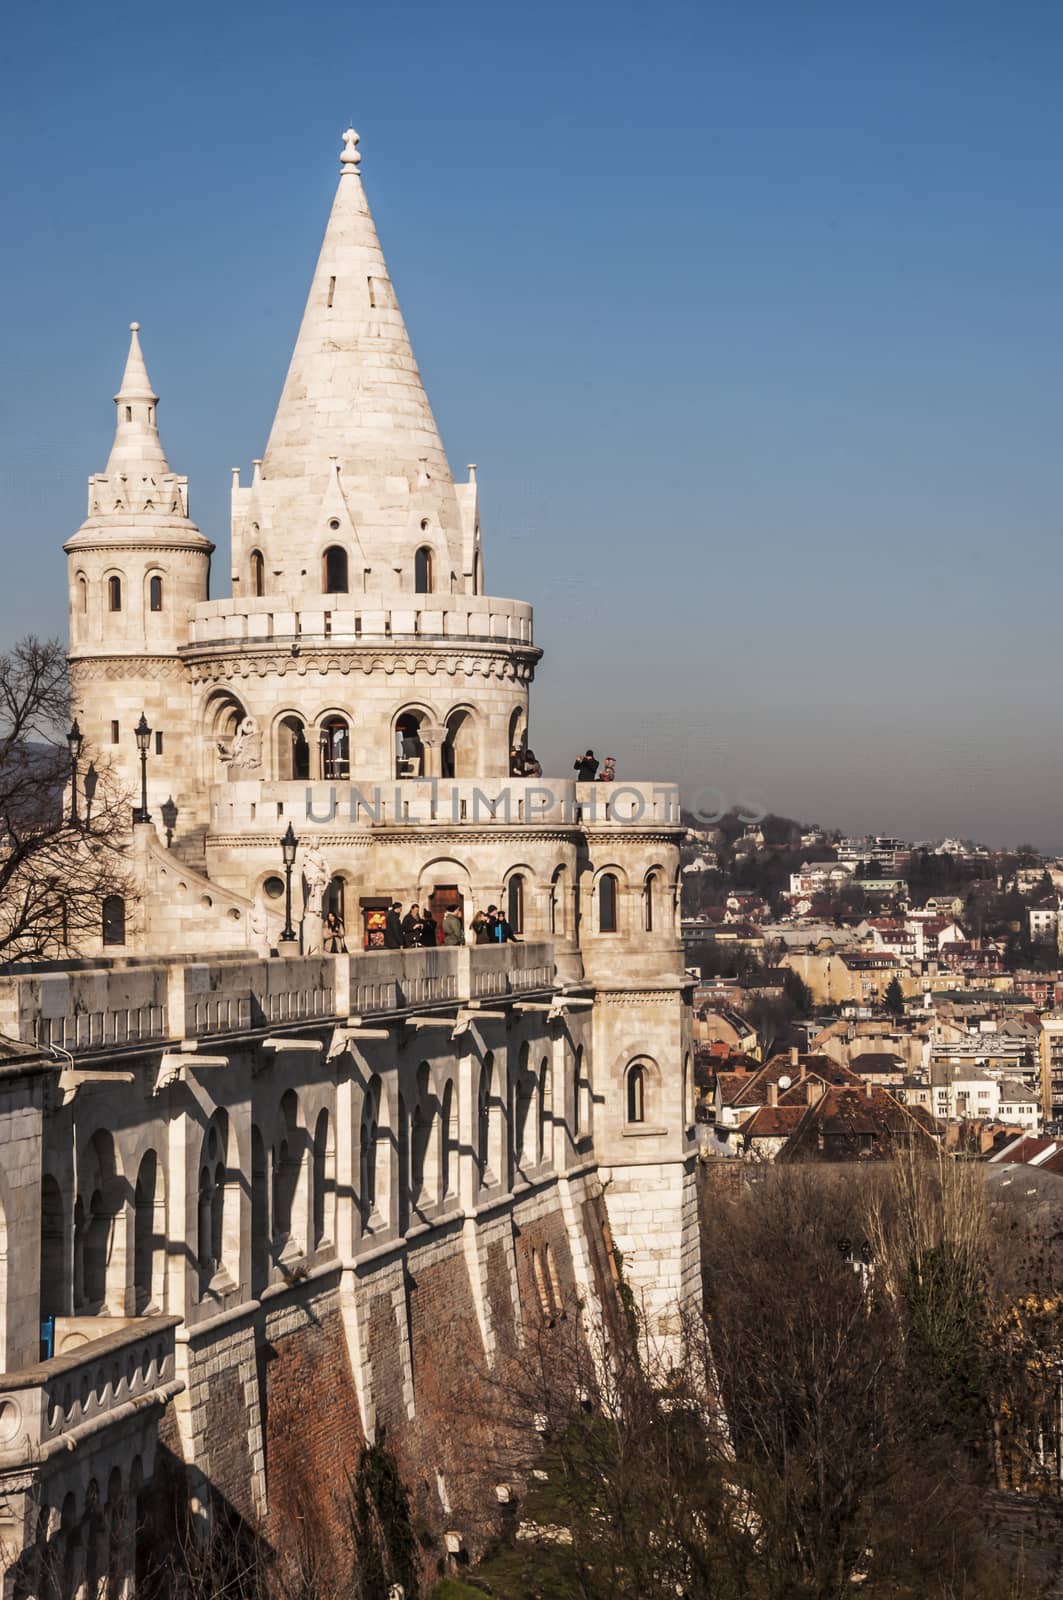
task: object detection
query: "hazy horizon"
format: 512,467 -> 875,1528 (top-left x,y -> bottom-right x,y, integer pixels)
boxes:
2,1 -> 1061,850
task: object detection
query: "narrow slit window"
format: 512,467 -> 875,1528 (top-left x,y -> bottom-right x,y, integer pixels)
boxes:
125,406 -> 132,422
327,275 -> 336,308
111,721 -> 120,745
626,1064 -> 646,1125
108,576 -> 122,612
154,731 -> 164,755
149,575 -> 163,612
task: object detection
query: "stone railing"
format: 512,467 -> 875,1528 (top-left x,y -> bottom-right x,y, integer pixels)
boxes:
3,945 -> 557,1056
0,1316 -> 180,1468
209,778 -> 682,832
187,591 -> 534,649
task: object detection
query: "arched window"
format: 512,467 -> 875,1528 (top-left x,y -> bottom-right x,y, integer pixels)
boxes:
598,873 -> 619,934
411,1063 -> 437,1210
626,1063 -> 647,1125
250,549 -> 265,597
197,1114 -> 229,1291
360,1077 -> 382,1224
507,873 -> 525,936
251,1126 -> 269,1296
273,1090 -> 302,1250
279,716 -> 310,781
441,709 -> 475,779
102,895 -> 126,946
40,1175 -> 66,1325
318,715 -> 350,780
538,1057 -> 551,1165
312,1110 -> 333,1250
478,1055 -> 494,1179
440,1081 -> 455,1200
414,546 -> 433,594
133,1152 -> 160,1314
149,575 -> 163,613
395,713 -> 424,779
573,1045 -> 585,1139
80,1131 -> 119,1312
323,545 -> 348,594
107,575 -> 122,612
643,871 -> 659,933
77,574 -> 88,614
550,867 -> 566,937
474,551 -> 483,594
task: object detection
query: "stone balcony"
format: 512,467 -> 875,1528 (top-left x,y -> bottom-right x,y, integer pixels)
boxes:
1,944 -> 558,1058
209,777 -> 682,832
0,1316 -> 181,1469
185,591 -> 534,649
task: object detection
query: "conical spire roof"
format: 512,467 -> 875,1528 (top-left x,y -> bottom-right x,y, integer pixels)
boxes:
262,129 -> 451,482
255,129 -> 466,582
104,322 -> 172,477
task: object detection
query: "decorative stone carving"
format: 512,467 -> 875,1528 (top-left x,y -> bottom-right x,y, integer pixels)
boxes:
300,843 -> 331,954
216,716 -> 263,776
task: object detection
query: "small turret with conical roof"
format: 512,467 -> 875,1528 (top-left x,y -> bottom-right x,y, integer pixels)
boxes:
66,322 -> 214,658
65,325 -> 214,831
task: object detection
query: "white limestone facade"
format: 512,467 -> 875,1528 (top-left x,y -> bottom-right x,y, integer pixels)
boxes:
0,124 -> 702,1592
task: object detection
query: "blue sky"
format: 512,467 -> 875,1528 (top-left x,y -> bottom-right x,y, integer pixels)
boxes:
2,0 -> 1062,846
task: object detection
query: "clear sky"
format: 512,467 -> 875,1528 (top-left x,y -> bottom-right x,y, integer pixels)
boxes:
2,1 -> 1061,848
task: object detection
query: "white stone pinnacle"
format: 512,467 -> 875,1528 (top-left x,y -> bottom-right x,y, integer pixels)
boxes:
341,126 -> 361,172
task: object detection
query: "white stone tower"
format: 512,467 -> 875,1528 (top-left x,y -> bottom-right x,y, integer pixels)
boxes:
65,324 -> 213,827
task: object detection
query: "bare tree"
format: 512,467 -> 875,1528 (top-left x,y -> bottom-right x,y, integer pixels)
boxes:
0,637 -> 132,959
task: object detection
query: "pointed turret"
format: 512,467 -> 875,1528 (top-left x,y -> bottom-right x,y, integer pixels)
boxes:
105,323 -> 172,479
237,129 -> 475,596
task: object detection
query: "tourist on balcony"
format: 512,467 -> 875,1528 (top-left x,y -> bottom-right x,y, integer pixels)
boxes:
510,746 -> 525,776
384,902 -> 404,950
443,907 -> 464,946
402,904 -> 423,947
574,750 -> 599,781
420,910 -> 439,947
492,907 -> 518,943
324,910 -> 347,954
523,747 -> 542,777
598,755 -> 616,782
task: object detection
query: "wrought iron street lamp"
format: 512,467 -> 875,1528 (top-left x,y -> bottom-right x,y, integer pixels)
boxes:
160,795 -> 178,849
280,822 -> 299,943
66,719 -> 83,825
134,713 -> 152,823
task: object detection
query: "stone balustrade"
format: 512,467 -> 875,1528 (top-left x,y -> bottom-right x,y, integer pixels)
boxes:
3,944 -> 557,1056
209,777 -> 682,832
186,591 -> 534,649
0,1316 -> 180,1467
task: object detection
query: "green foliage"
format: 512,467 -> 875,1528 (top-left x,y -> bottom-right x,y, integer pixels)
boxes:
883,975 -> 905,1017
349,1436 -> 420,1600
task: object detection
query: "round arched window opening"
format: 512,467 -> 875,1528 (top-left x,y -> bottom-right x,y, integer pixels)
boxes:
323,546 -> 349,594
149,575 -> 163,613
262,876 -> 285,900
414,547 -> 433,594
250,550 -> 265,597
107,576 -> 122,613
507,874 -> 525,936
598,873 -> 619,934
626,1063 -> 647,1125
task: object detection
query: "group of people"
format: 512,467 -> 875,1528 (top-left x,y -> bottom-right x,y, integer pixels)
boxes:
573,750 -> 616,782
376,900 -> 520,949
509,744 -> 542,777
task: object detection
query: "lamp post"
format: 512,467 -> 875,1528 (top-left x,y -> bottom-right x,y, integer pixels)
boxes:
134,713 -> 152,823
280,822 -> 299,944
66,719 -> 83,825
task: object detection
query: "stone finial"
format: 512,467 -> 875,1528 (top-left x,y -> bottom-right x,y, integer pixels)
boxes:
130,321 -> 140,333
340,127 -> 361,173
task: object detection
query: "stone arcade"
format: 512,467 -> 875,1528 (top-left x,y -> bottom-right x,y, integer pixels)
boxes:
0,130 -> 698,1593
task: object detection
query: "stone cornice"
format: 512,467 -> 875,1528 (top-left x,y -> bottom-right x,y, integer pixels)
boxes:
64,534 -> 214,556
69,655 -> 188,680
205,828 -> 586,849
182,643 -> 540,684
